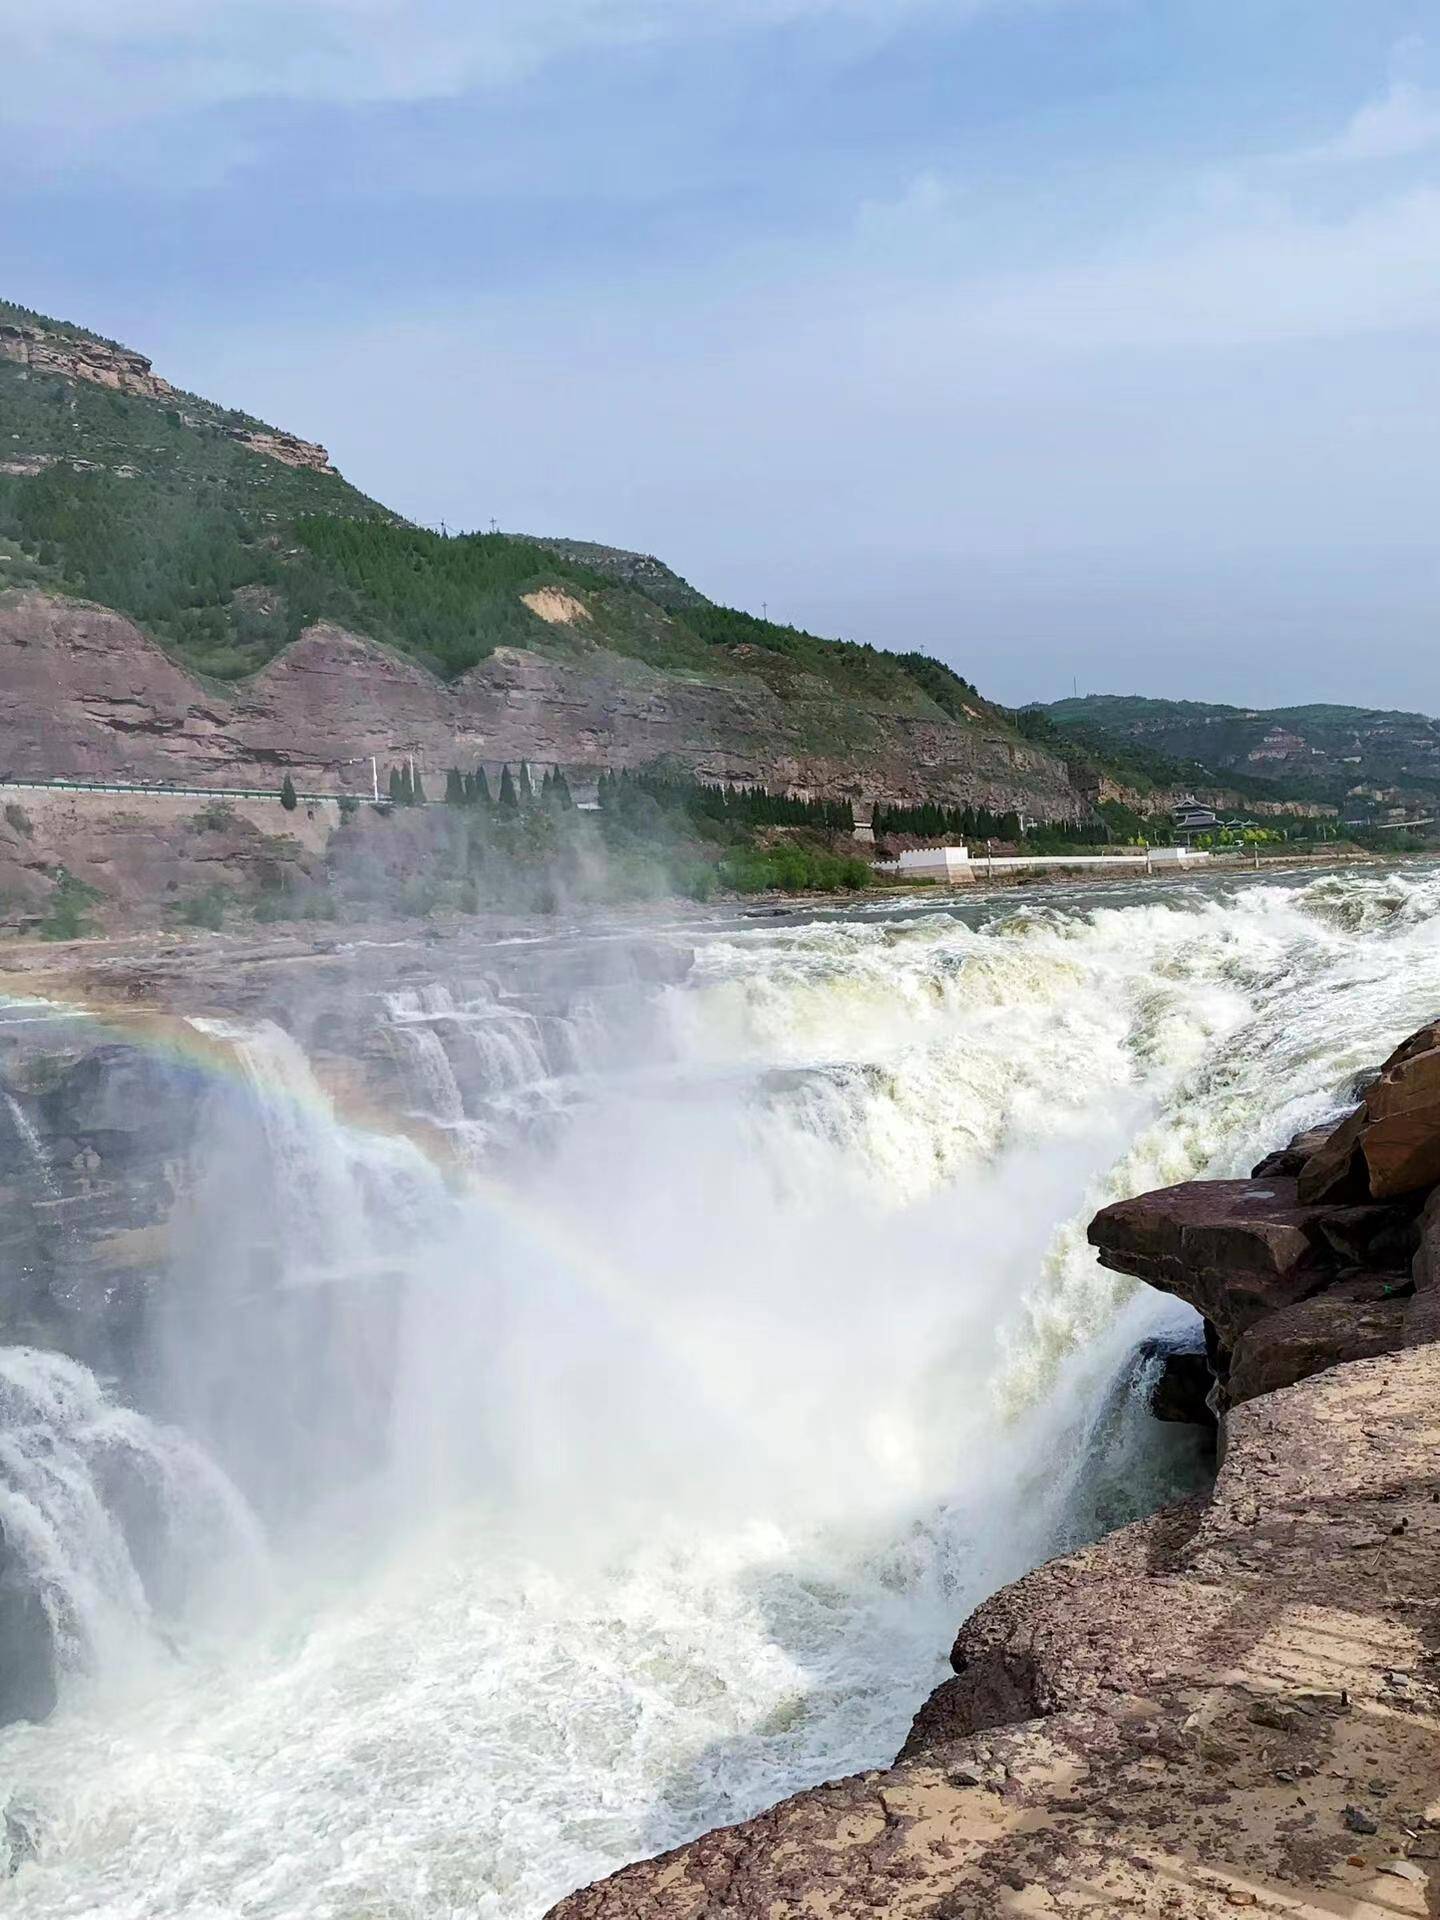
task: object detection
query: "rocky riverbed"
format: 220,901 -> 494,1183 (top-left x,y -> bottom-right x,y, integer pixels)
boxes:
547,1023 -> 1440,1920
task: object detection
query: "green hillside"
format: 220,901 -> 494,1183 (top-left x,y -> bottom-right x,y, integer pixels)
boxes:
1040,694 -> 1440,802
0,299 -> 1013,738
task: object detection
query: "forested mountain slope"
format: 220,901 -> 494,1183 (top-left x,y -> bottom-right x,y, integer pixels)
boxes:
0,296 -> 1085,816
1041,693 -> 1440,803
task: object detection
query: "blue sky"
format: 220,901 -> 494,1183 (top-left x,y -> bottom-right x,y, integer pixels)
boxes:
5,1 -> 1439,709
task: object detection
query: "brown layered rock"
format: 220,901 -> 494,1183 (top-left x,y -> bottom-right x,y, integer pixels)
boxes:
1087,1175 -> 1416,1351
1360,1042 -> 1440,1198
0,591 -> 1080,816
548,1347 -> 1440,1920
0,323 -> 176,402
1091,1020 -> 1440,1410
1226,1278 -> 1411,1404
1299,1023 -> 1440,1204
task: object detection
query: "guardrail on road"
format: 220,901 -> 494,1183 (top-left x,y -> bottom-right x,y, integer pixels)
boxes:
0,777 -> 354,806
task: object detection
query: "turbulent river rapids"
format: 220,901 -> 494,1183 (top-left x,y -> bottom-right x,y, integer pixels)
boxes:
2,865 -> 1440,1918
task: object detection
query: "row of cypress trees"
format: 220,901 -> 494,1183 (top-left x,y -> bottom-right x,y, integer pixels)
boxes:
872,801 -> 1026,841
384,759 -> 857,831
598,768 -> 855,832
386,764 -> 429,806
437,762 -> 576,810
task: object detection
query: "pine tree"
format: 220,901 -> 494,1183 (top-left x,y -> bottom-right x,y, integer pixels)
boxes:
445,768 -> 465,806
518,762 -> 534,804
413,769 -> 427,806
553,769 -> 574,809
388,766 -> 403,804
280,773 -> 298,812
498,765 -> 519,811
474,766 -> 491,805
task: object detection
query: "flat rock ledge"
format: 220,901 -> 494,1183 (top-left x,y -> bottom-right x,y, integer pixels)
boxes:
547,1027 -> 1440,1920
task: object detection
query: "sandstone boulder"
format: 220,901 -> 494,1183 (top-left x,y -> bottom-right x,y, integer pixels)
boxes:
1090,1177 -> 1336,1346
1296,1105 -> 1368,1203
1358,1043 -> 1440,1198
1252,1125 -> 1334,1180
1296,1021 -> 1440,1204
1092,1169 -> 1426,1404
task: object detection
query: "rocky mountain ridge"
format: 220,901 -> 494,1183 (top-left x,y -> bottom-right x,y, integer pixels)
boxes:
0,318 -> 334,473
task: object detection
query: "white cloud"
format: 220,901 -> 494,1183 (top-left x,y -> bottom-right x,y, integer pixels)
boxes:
1,0 -> 1030,129
953,186 -> 1440,351
1322,79 -> 1440,164
843,152 -> 1440,356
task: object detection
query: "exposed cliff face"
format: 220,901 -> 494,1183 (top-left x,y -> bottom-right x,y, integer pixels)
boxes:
0,323 -> 175,403
0,325 -> 334,472
0,785 -> 328,931
546,1026 -> 1440,1920
0,591 -> 1080,814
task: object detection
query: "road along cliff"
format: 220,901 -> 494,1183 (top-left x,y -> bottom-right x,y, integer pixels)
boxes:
546,1023 -> 1440,1920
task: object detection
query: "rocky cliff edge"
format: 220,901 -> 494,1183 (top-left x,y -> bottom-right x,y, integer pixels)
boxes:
545,1028 -> 1440,1919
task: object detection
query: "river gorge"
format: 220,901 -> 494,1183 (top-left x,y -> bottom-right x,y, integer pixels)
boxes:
1,865 -> 1438,1918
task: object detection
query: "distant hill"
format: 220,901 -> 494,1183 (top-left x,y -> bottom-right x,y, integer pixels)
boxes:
1039,694 -> 1440,804
0,297 -> 1079,816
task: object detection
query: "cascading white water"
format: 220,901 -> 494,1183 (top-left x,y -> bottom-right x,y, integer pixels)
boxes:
2,865 -> 1439,1919
2,1096 -> 58,1203
0,1349 -> 265,1694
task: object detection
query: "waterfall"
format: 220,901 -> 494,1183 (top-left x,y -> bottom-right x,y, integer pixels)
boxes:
2,1096 -> 58,1204
3,865 -> 1440,1919
156,1018 -> 454,1520
384,985 -> 557,1107
0,1348 -> 265,1719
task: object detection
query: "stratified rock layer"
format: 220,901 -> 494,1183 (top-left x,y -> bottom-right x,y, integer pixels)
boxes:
0,590 -> 1079,815
1093,1019 -> 1440,1409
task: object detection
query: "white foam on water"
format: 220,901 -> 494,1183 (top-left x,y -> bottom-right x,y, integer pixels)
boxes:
2,865 -> 1438,1918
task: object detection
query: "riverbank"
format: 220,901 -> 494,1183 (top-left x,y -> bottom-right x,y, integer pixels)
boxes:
547,1024 -> 1440,1920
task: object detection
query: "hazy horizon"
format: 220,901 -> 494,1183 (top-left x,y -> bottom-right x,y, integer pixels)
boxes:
5,0 -> 1438,712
